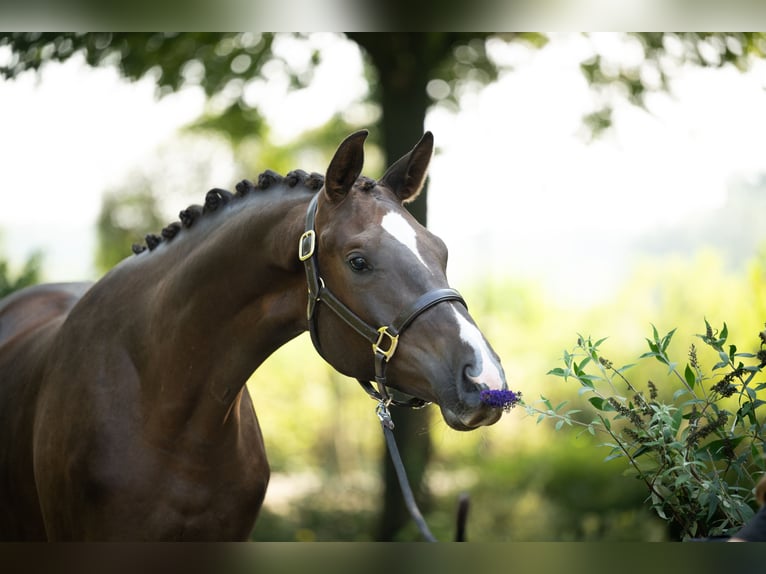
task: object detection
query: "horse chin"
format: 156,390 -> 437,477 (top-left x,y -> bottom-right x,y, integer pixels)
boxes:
439,404 -> 503,431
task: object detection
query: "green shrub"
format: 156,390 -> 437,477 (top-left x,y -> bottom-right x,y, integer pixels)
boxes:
529,321 -> 766,540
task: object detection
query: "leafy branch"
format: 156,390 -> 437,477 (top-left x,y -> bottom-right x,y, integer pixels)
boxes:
526,320 -> 766,540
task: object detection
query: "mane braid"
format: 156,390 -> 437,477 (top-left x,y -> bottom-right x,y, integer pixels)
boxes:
203,188 -> 233,215
132,169 -> 327,255
145,234 -> 162,251
235,179 -> 256,198
358,177 -> 376,192
161,222 -> 182,240
179,205 -> 203,228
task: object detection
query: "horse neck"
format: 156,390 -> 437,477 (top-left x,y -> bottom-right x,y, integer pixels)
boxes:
120,187 -> 312,432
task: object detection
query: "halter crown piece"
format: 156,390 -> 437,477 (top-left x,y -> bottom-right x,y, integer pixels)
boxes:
299,193 -> 467,420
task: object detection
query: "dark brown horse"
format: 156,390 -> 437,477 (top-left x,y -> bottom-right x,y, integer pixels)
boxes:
0,130 -> 508,540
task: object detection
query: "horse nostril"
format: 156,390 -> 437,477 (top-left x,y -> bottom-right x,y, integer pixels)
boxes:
460,365 -> 485,396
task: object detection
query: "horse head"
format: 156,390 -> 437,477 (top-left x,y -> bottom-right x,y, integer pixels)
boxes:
306,130 -> 509,431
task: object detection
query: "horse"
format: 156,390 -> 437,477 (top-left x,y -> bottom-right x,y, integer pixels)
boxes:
0,130 -> 508,540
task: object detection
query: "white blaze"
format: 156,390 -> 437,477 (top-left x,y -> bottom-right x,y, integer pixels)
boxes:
452,307 -> 505,390
381,209 -> 504,389
381,211 -> 430,270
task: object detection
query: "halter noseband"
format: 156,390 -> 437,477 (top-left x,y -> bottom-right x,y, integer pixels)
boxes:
298,192 -> 467,411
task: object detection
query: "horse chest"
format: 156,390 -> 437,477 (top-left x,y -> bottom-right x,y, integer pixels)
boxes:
38,434 -> 268,540
33,386 -> 268,540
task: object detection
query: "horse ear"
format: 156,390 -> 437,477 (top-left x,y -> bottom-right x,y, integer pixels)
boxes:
379,131 -> 434,203
323,130 -> 368,203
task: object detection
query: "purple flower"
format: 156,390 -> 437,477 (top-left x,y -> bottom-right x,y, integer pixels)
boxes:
480,389 -> 522,412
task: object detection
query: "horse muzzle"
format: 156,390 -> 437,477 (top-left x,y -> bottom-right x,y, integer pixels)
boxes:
438,374 -> 510,431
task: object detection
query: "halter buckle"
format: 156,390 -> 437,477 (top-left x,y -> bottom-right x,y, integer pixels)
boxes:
298,230 -> 316,261
373,327 -> 399,361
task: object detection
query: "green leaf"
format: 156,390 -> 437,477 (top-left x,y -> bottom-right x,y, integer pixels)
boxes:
706,492 -> 719,522
604,451 -> 624,462
684,363 -> 696,389
576,357 -> 592,373
547,367 -> 568,378
593,337 -> 608,348
661,328 -> 677,352
617,363 -> 637,373
703,318 -> 713,338
670,408 -> 684,435
577,375 -> 596,390
674,474 -> 690,488
737,402 -> 757,425
703,436 -> 745,460
555,419 -> 565,431
589,397 -> 606,411
631,444 -> 651,458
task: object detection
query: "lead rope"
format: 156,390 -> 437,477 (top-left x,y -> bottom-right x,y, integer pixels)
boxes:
375,401 -> 438,542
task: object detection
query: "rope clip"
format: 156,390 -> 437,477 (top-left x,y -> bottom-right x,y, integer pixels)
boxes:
376,401 -> 395,430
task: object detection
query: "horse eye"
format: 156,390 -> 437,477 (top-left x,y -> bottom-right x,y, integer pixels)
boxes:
348,256 -> 370,272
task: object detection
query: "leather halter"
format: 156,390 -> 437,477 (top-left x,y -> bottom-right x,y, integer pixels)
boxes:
298,192 -> 467,410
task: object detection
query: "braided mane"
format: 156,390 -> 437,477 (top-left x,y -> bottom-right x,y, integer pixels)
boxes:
131,169 -> 326,255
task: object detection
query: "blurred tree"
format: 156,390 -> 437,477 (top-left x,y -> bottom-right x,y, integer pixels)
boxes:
95,182 -> 163,274
2,31 -> 764,539
0,251 -> 43,298
577,32 -> 766,136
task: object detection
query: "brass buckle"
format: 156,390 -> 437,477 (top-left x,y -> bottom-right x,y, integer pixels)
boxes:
373,327 -> 399,361
298,230 -> 316,261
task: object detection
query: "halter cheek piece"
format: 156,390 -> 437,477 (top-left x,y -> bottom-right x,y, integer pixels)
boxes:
299,193 -> 467,412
